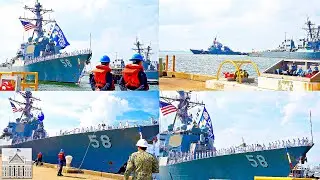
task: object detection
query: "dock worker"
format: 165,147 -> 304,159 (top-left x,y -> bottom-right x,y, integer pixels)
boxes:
124,139 -> 159,180
119,54 -> 149,91
90,55 -> 115,91
57,149 -> 66,176
35,152 -> 43,166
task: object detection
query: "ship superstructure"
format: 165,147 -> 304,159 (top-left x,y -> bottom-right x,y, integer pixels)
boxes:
0,0 -> 92,83
0,91 -> 159,173
159,91 -> 314,180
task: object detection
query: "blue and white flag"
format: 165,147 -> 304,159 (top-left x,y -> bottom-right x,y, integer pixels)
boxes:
37,111 -> 44,122
49,23 -> 70,49
198,107 -> 214,141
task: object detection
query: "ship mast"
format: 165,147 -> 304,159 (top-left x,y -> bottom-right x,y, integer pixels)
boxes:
161,91 -> 205,129
303,17 -> 316,41
19,0 -> 56,40
132,37 -> 144,55
9,91 -> 41,122
144,43 -> 153,62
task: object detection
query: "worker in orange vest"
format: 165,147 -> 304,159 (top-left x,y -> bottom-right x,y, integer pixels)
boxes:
119,54 -> 149,91
90,55 -> 115,91
57,149 -> 66,176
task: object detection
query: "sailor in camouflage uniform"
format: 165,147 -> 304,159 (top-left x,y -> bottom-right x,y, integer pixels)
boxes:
124,139 -> 159,180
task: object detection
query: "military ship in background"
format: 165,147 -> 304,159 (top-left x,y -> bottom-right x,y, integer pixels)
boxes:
190,37 -> 248,55
0,91 -> 159,173
0,0 -> 92,83
110,38 -> 159,83
249,18 -> 320,60
132,38 -> 159,80
159,91 -> 314,180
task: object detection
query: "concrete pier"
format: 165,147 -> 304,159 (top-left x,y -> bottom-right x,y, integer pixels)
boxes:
0,156 -> 130,180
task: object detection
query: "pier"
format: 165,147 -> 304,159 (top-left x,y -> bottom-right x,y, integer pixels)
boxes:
254,177 -> 316,180
0,155 -> 130,180
159,55 -> 320,91
159,55 -> 216,90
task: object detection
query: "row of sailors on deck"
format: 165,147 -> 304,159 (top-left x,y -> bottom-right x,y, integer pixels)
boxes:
166,138 -> 310,164
58,120 -> 158,136
275,62 -> 319,77
29,49 -> 91,62
59,122 -> 132,135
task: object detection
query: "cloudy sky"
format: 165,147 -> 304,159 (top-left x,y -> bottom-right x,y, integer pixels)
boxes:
160,91 -> 320,166
0,0 -> 158,64
0,91 -> 159,136
160,0 -> 320,52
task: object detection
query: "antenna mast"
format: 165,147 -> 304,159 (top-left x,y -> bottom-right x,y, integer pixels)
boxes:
89,33 -> 91,50
309,110 -> 313,143
133,37 -> 144,55
19,0 -> 56,40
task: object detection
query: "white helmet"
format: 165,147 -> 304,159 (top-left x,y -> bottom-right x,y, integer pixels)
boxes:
136,139 -> 149,148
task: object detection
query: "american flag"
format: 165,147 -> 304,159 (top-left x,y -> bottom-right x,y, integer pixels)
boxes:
160,101 -> 177,116
20,20 -> 36,31
10,102 -> 23,113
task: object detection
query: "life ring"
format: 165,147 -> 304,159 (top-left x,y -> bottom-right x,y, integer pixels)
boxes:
223,72 -> 235,78
0,81 -> 15,91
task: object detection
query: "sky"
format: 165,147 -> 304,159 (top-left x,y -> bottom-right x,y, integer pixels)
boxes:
160,0 -> 320,52
0,0 -> 158,65
0,91 -> 159,137
160,91 -> 320,166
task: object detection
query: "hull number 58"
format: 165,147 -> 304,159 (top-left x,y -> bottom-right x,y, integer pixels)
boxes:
88,135 -> 112,148
245,155 -> 268,168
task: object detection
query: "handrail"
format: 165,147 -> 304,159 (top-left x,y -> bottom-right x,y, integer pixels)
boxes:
24,49 -> 92,66
165,138 -> 312,165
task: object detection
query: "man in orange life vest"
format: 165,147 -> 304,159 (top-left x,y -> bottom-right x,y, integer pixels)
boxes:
90,55 -> 115,91
57,149 -> 66,176
119,53 -> 149,91
35,152 -> 43,166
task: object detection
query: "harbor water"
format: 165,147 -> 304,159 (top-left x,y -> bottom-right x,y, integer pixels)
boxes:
37,75 -> 158,91
160,51 -> 281,77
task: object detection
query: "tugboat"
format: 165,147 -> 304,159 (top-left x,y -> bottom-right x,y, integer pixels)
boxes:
159,91 -> 314,180
0,91 -> 159,173
249,18 -> 320,60
190,37 -> 247,55
0,0 -> 92,83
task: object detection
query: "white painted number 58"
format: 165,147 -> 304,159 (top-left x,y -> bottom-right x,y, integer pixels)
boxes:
246,155 -> 268,168
88,135 -> 112,148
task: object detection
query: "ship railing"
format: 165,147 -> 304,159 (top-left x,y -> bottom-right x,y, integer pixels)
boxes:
55,122 -> 158,136
165,137 -> 312,165
24,49 -> 92,66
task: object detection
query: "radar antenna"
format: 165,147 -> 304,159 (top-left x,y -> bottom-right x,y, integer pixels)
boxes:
132,37 -> 144,55
160,91 -> 205,128
8,91 -> 41,122
19,0 -> 56,40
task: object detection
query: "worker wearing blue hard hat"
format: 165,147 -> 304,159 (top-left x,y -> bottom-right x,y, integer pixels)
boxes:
57,149 -> 66,176
90,55 -> 115,91
119,53 -> 149,91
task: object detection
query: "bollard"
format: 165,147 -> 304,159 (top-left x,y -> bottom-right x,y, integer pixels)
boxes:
159,58 -> 163,77
165,55 -> 169,71
172,55 -> 176,72
65,155 -> 73,168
